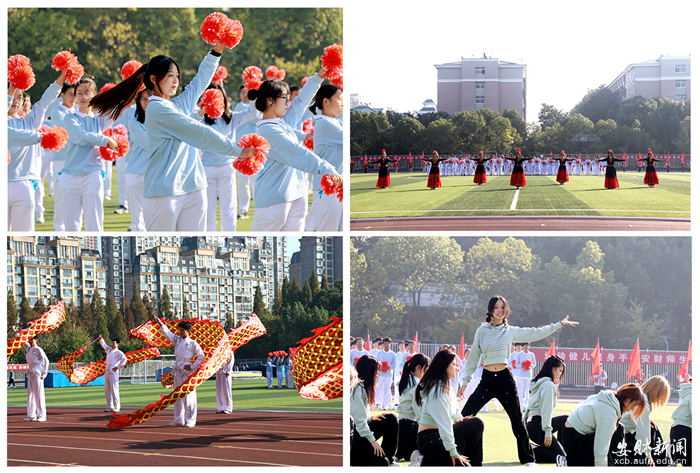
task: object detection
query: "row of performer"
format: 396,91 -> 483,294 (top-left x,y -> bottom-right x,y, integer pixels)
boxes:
349,296 -> 692,467
9,29 -> 343,232
371,149 -> 666,190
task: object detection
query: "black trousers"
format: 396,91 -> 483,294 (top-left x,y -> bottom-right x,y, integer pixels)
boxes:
669,424 -> 692,466
461,368 -> 534,464
526,415 -> 567,463
416,417 -> 484,467
350,413 -> 399,466
397,418 -> 418,461
613,421 -> 673,466
560,423 -> 625,466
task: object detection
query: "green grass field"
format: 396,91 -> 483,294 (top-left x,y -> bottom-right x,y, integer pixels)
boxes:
33,169 -> 310,232
350,172 -> 691,219
371,400 -> 677,467
7,378 -> 341,412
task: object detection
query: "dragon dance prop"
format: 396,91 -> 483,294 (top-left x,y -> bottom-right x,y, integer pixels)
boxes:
159,314 -> 267,388
57,346 -> 161,385
289,317 -> 343,400
7,301 -> 67,361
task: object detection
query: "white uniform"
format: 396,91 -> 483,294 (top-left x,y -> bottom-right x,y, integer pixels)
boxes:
24,342 -> 49,421
516,351 -> 536,409
215,352 -> 235,412
100,338 -> 127,411
376,349 -> 396,409
349,348 -> 369,366
160,325 -> 205,426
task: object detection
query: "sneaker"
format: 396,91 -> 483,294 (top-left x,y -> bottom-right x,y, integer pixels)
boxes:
104,408 -> 113,412
216,410 -> 224,414
168,422 -> 185,427
556,455 -> 567,467
105,196 -> 111,201
36,417 -> 46,422
389,461 -> 401,467
114,205 -> 129,214
23,417 -> 37,422
237,211 -> 248,219
408,450 -> 423,467
35,213 -> 44,224
223,411 -> 232,414
185,422 -> 196,428
524,462 -> 537,467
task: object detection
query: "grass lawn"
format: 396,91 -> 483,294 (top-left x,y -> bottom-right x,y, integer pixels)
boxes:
350,172 -> 690,219
34,169 -> 312,232
371,400 -> 677,467
7,378 -> 341,412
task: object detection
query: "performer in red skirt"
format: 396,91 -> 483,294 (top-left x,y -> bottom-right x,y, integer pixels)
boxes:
372,149 -> 397,189
555,150 -> 575,184
642,148 -> 662,187
506,148 -> 526,188
598,150 -> 625,189
473,151 -> 488,185
427,150 -> 448,189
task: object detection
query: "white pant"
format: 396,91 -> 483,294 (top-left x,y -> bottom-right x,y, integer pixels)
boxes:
104,369 -> 120,411
143,189 -> 207,231
173,370 -> 197,425
27,371 -> 46,419
251,195 -> 307,231
377,375 -> 393,408
313,193 -> 342,231
52,161 -> 65,231
304,191 -> 321,231
204,165 -> 237,231
125,173 -> 145,232
103,160 -> 112,198
116,156 -> 128,207
236,171 -> 255,213
35,151 -> 54,215
515,377 -> 531,410
286,371 -> 294,388
58,171 -> 104,232
8,180 -> 36,231
215,373 -> 232,411
267,370 -> 273,388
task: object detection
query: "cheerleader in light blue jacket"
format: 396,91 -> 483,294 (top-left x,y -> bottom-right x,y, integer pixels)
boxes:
124,89 -> 152,232
303,84 -> 343,231
266,353 -> 274,389
246,66 -> 342,231
91,41 -> 254,231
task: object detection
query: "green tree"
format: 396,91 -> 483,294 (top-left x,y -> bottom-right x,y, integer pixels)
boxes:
320,273 -> 330,291
159,287 -> 174,320
308,271 -> 321,296
19,296 -> 37,324
130,283 -> 147,326
253,285 -> 269,318
571,85 -> 619,124
121,296 -> 135,331
105,292 -> 125,341
7,290 -> 18,332
78,296 -> 96,337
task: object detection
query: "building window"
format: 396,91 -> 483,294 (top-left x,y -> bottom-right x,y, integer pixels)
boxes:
676,81 -> 686,88
475,67 -> 485,75
476,97 -> 485,105
475,81 -> 485,90
676,65 -> 686,73
677,95 -> 687,101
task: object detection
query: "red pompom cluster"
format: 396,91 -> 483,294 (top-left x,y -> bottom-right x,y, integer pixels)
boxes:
521,359 -> 533,371
200,12 -> 244,49
303,135 -> 314,151
8,54 -> 36,90
212,65 -> 229,84
302,118 -> 315,150
301,76 -> 309,87
99,125 -> 130,162
511,359 -> 517,369
233,133 -> 270,175
330,75 -> 343,91
121,60 -> 143,80
242,66 -> 263,91
320,44 -> 343,80
199,88 -> 225,118
100,83 -> 116,94
38,125 -> 69,152
51,50 -> 84,84
380,361 -> 390,372
266,65 -> 286,81
302,118 -> 313,134
320,174 -> 342,202
8,151 -> 11,165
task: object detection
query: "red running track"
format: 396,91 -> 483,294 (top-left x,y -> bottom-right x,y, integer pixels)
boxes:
7,407 -> 342,467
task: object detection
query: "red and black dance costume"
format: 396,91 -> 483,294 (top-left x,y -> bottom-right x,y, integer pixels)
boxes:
599,151 -> 625,189
506,150 -> 526,188
473,151 -> 488,185
642,149 -> 661,187
427,151 -> 448,189
372,151 -> 396,188
556,152 -> 575,184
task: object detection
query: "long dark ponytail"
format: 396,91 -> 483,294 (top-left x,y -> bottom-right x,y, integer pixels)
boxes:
398,353 -> 430,396
415,349 -> 455,407
353,355 -> 379,407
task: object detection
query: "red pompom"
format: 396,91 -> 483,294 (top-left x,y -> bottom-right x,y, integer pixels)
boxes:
199,88 -> 225,118
38,125 -> 69,152
201,12 -> 244,49
320,174 -> 341,198
51,50 -> 84,83
8,54 -> 36,90
511,359 -> 517,369
380,361 -> 390,372
100,83 -> 116,94
8,151 -> 11,165
121,60 -> 143,80
330,75 -> 343,91
212,65 -> 229,84
301,76 -> 309,87
320,44 -> 343,80
16,110 -> 26,117
234,133 -> 270,175
242,66 -> 263,91
302,118 -> 313,134
336,185 -> 343,202
99,127 -> 130,162
66,61 -> 84,84
521,359 -> 533,371
266,65 -> 286,81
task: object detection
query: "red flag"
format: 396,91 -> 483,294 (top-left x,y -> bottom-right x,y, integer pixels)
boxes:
409,151 -> 412,166
677,340 -> 692,381
627,339 -> 641,381
681,153 -> 685,166
459,333 -> 465,361
590,339 -> 601,381
364,154 -> 367,167
546,339 -> 555,358
414,331 -> 418,352
667,151 -> 670,166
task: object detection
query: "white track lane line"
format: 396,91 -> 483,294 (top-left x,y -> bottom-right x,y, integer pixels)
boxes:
509,187 -> 520,210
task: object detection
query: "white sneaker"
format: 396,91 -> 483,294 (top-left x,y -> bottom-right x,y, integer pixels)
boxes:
556,455 -> 567,467
23,417 -> 37,422
185,422 -> 196,428
524,462 -> 537,467
168,422 -> 185,427
35,213 -> 44,224
36,417 -> 46,422
408,450 -> 423,467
